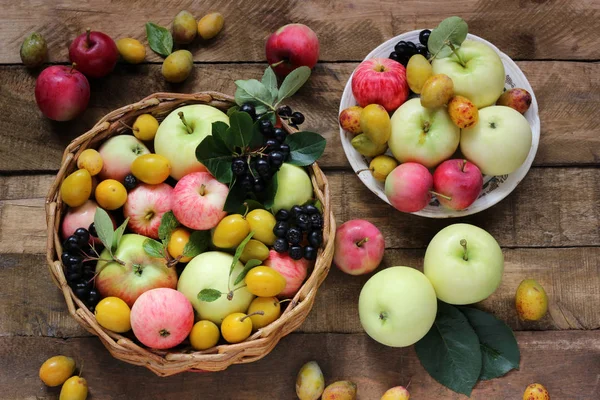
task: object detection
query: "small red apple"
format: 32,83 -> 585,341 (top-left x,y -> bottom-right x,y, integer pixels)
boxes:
384,162 -> 433,213
61,200 -> 114,245
333,220 -> 385,275
263,250 -> 309,298
351,58 -> 409,112
265,23 -> 319,77
123,183 -> 173,239
433,159 -> 483,210
69,29 -> 118,78
35,65 -> 90,121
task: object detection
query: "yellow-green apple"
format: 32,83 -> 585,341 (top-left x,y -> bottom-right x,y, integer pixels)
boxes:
432,159 -> 483,210
460,106 -> 532,176
95,234 -> 178,307
432,40 -> 505,108
35,65 -> 90,121
265,23 -> 320,77
381,386 -> 411,400
177,251 -> 254,324
130,288 -> 194,349
68,29 -> 118,78
61,200 -> 114,246
351,57 -> 409,112
423,223 -> 504,305
123,183 -> 173,239
263,250 -> 309,298
389,98 -> 459,168
271,163 -> 313,213
333,220 -> 385,275
154,104 -> 229,180
359,266 -> 437,347
171,172 -> 229,230
384,163 -> 433,213
97,135 -> 150,182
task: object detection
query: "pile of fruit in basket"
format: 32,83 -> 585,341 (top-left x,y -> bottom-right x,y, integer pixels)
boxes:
340,16 -> 535,213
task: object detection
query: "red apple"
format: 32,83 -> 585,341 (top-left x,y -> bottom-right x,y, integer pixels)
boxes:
263,250 -> 309,298
35,65 -> 90,121
61,200 -> 114,246
333,220 -> 385,275
130,288 -> 194,349
68,29 -> 118,78
351,58 -> 409,112
265,23 -> 319,77
433,159 -> 483,210
171,172 -> 229,230
123,183 -> 173,239
384,163 -> 433,213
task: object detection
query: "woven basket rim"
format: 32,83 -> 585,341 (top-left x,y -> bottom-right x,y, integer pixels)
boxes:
45,91 -> 335,376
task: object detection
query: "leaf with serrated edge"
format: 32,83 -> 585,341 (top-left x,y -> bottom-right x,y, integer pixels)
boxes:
182,230 -> 210,258
143,238 -> 164,258
198,288 -> 222,302
458,307 -> 520,380
234,259 -> 262,285
276,66 -> 311,104
145,22 -> 173,57
284,131 -> 327,166
415,302 -> 482,396
158,211 -> 179,242
196,136 -> 234,184
428,16 -> 468,59
230,232 -> 254,276
94,208 -> 114,256
112,217 -> 129,253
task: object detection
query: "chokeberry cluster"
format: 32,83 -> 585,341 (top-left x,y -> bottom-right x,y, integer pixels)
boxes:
61,225 -> 101,312
272,204 -> 323,261
389,29 -> 431,66
276,105 -> 305,129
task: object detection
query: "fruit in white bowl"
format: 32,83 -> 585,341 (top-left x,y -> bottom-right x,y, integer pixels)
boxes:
496,88 -> 532,114
35,65 -> 90,121
385,162 -> 433,213
359,266 -> 437,347
351,57 -> 409,112
263,250 -> 310,298
97,135 -> 150,182
123,183 -> 173,239
61,200 -> 112,245
95,234 -> 178,307
154,105 -> 229,180
432,39 -> 505,109
420,74 -> 454,109
423,223 -> 504,305
271,163 -> 313,213
361,104 -> 391,145
130,288 -> 194,349
339,106 -> 363,135
333,219 -> 385,275
177,251 -> 255,324
265,23 -> 320,77
433,159 -> 482,211
447,95 -> 479,129
460,106 -> 532,176
171,171 -> 229,230
351,134 -> 387,157
389,98 -> 460,168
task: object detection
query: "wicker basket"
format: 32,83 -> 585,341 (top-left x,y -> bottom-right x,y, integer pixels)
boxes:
45,91 -> 335,377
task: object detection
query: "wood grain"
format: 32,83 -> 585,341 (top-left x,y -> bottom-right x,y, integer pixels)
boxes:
0,61 -> 598,172
1,332 -> 598,399
2,0 -> 599,64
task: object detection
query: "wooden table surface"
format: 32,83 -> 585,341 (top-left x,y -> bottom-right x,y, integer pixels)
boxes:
1,1 -> 599,399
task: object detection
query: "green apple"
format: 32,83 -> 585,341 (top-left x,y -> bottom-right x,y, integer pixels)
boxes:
424,223 -> 504,305
389,98 -> 460,168
177,251 -> 254,324
271,163 -> 313,213
358,266 -> 437,347
432,40 -> 505,108
154,105 -> 229,180
460,105 -> 532,176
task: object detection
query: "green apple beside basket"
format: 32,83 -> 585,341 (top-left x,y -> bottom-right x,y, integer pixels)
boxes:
45,91 -> 335,376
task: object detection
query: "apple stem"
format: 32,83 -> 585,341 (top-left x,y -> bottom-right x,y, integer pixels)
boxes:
430,190 -> 452,201
178,112 -> 193,134
423,121 -> 431,133
461,159 -> 467,172
199,184 -> 206,196
85,28 -> 91,47
241,311 -> 265,322
447,42 -> 467,68
70,63 -> 77,74
159,328 -> 170,337
460,239 -> 468,261
379,311 -> 388,321
356,237 -> 369,247
270,60 -> 284,68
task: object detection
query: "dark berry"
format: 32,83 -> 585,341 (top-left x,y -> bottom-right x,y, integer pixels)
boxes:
290,112 -> 305,125
269,151 -> 284,168
273,221 -> 289,238
304,246 -> 317,261
265,138 -> 279,151
66,255 -> 83,270
74,228 -> 89,247
88,223 -> 97,237
308,230 -> 323,248
240,103 -> 257,120
123,174 -> 137,191
291,205 -> 304,218
303,204 -> 319,215
87,305 -> 95,313
406,41 -> 417,55
67,270 -> 82,283
231,158 -> 247,176
88,289 -> 101,306
277,105 -> 292,117
389,51 -> 401,62
64,235 -> 80,252
62,252 -> 79,267
286,227 -> 302,245
419,29 -> 431,46
296,213 -> 311,231
273,238 -> 289,253
275,209 -> 290,221
74,282 -> 90,299
83,269 -> 96,281
310,213 -> 323,229
394,41 -> 409,56
288,245 -> 303,260
279,143 -> 290,158
259,119 -> 274,136
416,44 -> 428,57
253,177 -> 265,193
273,127 -> 286,143
240,175 -> 253,192
256,158 -> 270,174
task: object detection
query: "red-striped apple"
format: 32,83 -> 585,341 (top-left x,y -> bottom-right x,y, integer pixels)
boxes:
263,250 -> 309,298
333,220 -> 385,275
351,57 -> 409,112
124,183 -> 173,239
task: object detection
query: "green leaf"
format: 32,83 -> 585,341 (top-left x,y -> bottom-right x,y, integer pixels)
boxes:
158,211 -> 179,242
234,79 -> 274,114
415,302 -> 482,396
182,230 -> 210,258
227,105 -> 240,117
112,217 -> 129,253
276,66 -> 311,104
234,259 -> 262,285
93,208 -> 114,254
145,22 -> 173,57
211,121 -> 234,152
284,131 -> 326,166
428,16 -> 468,59
196,136 -> 234,184
143,238 -> 164,258
459,307 -> 520,380
263,172 -> 278,210
314,199 -> 323,213
224,181 -> 247,214
230,232 -> 254,276
198,288 -> 222,302
229,111 -> 256,151
262,66 -> 279,99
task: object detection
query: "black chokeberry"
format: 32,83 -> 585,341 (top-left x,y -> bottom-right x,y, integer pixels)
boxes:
88,289 -> 101,306
231,158 -> 247,176
88,223 -> 97,237
277,105 -> 292,117
406,41 -> 417,55
74,282 -> 90,299
240,175 -> 253,192
273,238 -> 289,253
389,51 -> 401,63
64,236 -> 80,252
275,209 -> 290,221
279,144 -> 290,158
67,270 -> 82,283
259,119 -> 274,136
265,138 -> 279,151
303,204 -> 319,215
253,177 -> 265,193
273,127 -> 286,143
123,174 -> 137,191
66,255 -> 83,270
74,228 -> 90,247
308,230 -> 323,248
83,269 -> 96,281
394,41 -> 409,56
416,44 -> 428,57
240,103 -> 257,120
310,213 -> 323,229
273,221 -> 289,238
296,213 -> 311,231
256,158 -> 270,174
291,205 -> 304,218
290,112 -> 305,125
269,151 -> 284,167
304,246 -> 317,261
289,245 -> 303,260
286,227 -> 302,245
419,29 -> 431,46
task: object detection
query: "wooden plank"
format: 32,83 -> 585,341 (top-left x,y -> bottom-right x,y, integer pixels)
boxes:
0,61 -> 598,172
0,332 -> 598,399
2,0 -> 599,64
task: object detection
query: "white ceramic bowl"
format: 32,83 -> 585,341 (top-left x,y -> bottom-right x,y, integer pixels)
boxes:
339,30 -> 540,218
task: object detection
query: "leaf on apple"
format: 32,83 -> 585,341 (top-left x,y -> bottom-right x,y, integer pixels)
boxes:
234,79 -> 274,114
233,259 -> 262,285
415,301 -> 482,396
198,288 -> 223,302
182,230 -> 210,258
230,232 -> 255,276
195,135 -> 234,184
276,66 -> 311,105
93,208 -> 114,256
284,131 -> 327,167
261,66 -> 279,99
145,22 -> 173,57
143,238 -> 164,259
428,16 -> 468,59
112,217 -> 129,253
458,307 -> 520,380
158,211 -> 180,243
